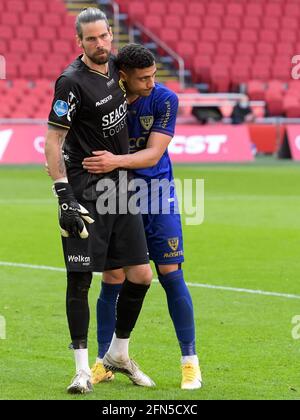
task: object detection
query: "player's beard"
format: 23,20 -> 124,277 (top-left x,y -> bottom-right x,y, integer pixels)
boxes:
86,48 -> 110,65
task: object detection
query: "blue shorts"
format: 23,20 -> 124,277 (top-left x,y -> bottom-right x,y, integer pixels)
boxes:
142,212 -> 184,265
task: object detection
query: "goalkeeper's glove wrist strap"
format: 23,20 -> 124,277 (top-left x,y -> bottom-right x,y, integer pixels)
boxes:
54,177 -> 68,184
53,182 -> 75,202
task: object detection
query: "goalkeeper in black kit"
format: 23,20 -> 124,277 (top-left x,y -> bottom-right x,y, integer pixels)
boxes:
45,8 -> 155,394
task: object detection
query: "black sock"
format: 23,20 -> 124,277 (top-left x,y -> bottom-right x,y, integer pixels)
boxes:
115,279 -> 150,339
66,272 -> 92,349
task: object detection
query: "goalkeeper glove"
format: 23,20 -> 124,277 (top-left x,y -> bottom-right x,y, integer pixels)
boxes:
53,182 -> 94,239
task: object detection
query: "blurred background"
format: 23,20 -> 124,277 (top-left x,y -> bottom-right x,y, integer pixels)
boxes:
1,0 -> 300,163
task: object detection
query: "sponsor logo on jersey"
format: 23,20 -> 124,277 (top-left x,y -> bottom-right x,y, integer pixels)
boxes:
107,78 -> 116,88
140,116 -> 154,131
53,100 -> 69,117
96,95 -> 113,107
168,237 -> 179,251
67,92 -> 78,122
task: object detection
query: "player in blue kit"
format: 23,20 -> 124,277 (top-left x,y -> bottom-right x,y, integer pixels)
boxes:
83,44 -> 202,390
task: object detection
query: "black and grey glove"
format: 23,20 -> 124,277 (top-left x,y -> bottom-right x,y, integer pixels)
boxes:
53,182 -> 94,239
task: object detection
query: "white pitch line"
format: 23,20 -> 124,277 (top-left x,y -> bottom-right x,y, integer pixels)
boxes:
1,261 -> 300,301
0,199 -> 54,205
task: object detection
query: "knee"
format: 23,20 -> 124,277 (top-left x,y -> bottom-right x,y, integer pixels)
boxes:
103,269 -> 125,285
125,264 -> 153,286
67,272 -> 92,298
157,264 -> 180,276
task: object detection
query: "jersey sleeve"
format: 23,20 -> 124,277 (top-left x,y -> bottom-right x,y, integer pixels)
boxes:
48,76 -> 81,130
152,90 -> 179,137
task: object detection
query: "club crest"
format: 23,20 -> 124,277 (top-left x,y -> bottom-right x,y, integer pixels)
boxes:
140,116 -> 154,131
168,238 -> 179,252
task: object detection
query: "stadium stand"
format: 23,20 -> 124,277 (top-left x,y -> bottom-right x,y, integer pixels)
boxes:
0,0 -> 80,118
117,0 -> 300,117
1,0 -> 300,119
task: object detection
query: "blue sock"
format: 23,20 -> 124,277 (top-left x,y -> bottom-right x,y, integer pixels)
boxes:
158,269 -> 196,356
97,282 -> 123,359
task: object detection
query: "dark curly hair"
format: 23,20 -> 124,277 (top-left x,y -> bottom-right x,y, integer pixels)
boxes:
116,44 -> 155,72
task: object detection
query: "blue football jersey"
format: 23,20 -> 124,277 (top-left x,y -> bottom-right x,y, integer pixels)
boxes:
127,84 -> 184,264
127,83 -> 179,181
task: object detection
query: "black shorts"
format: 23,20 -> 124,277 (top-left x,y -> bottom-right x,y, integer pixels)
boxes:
61,201 -> 149,272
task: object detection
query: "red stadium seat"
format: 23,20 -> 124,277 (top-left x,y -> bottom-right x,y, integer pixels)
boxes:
128,2 -> 146,18
259,30 -> 277,43
262,17 -> 280,30
224,16 -> 241,30
179,29 -> 199,42
197,42 -> 215,56
5,62 -> 19,79
6,0 -> 26,13
216,42 -> 235,56
231,65 -> 250,86
21,62 -> 41,79
283,96 -> 300,118
31,40 -> 52,54
176,42 -> 196,61
167,2 -> 186,16
21,13 -> 40,26
11,79 -> 31,94
247,80 -> 266,100
279,30 -> 297,43
0,25 -> 13,40
211,67 -> 231,92
207,3 -> 225,16
265,4 -> 283,18
27,1 -> 48,13
9,39 -> 29,53
245,3 -> 264,16
159,29 -> 179,48
0,12 -> 20,26
34,79 -> 55,96
165,16 -> 182,29
200,29 -> 219,42
184,16 -> 202,29
281,17 -> 298,30
187,3 -> 206,15
251,65 -> 271,81
144,16 -> 163,30
240,30 -> 258,43
148,2 -> 167,15
16,26 -> 35,40
63,14 -> 76,27
203,16 -> 222,29
221,29 -> 238,42
276,43 -> 294,55
227,3 -> 244,16
272,65 -> 291,81
48,1 -> 67,14
236,43 -> 255,56
36,27 -> 57,41
257,43 -> 275,56
52,40 -> 73,55
267,80 -> 285,96
284,4 -> 300,17
164,80 -> 182,93
265,94 -> 284,116
243,17 -> 261,30
41,63 -> 64,80
43,13 -> 63,27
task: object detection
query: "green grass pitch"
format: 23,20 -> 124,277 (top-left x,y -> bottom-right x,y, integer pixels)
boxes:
0,159 -> 299,400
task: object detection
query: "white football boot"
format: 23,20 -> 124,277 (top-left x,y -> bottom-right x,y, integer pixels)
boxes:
103,353 -> 155,387
67,369 -> 93,394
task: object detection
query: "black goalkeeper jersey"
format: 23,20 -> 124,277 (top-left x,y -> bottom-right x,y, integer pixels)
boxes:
48,55 -> 129,201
